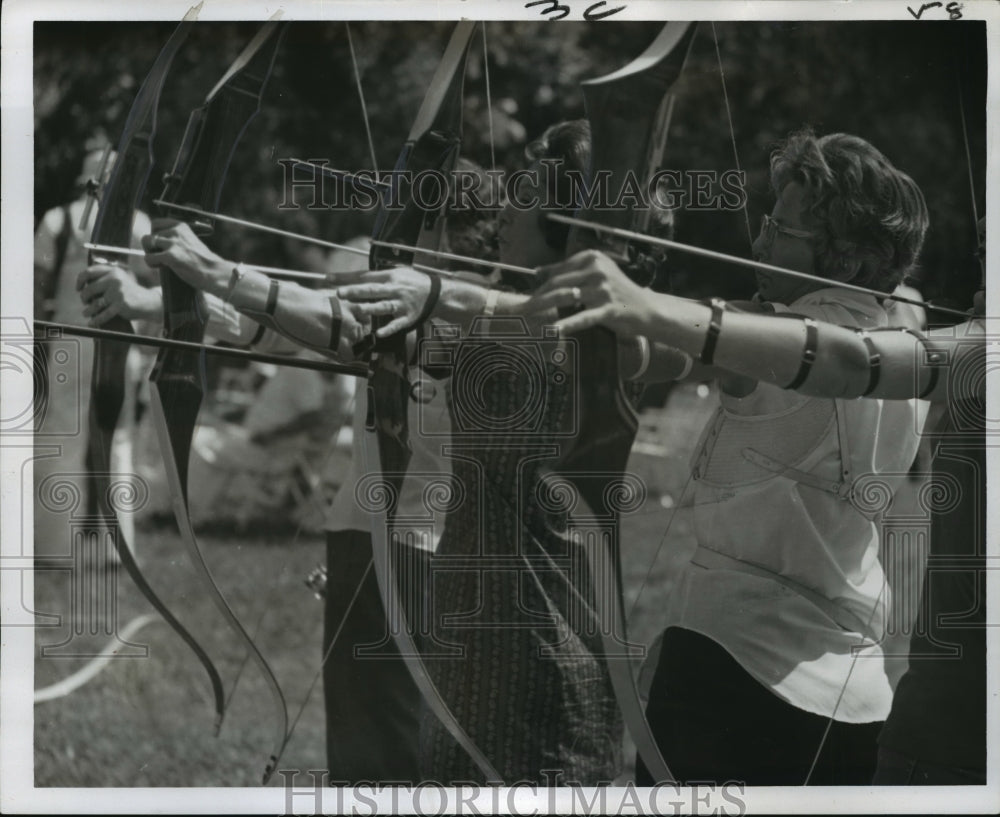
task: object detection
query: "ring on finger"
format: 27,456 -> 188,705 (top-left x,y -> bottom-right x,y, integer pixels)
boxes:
570,286 -> 582,306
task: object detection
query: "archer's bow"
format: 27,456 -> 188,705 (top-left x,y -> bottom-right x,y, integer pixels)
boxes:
84,16 -> 229,732
360,21 -> 503,782
562,21 -> 697,784
147,19 -> 290,785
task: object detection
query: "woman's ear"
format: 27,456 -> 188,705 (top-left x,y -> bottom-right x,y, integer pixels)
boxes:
826,239 -> 862,283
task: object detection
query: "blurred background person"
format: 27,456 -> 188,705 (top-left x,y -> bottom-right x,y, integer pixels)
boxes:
33,137 -> 155,563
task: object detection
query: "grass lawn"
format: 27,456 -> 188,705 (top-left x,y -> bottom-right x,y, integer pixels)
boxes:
31,383 -> 713,787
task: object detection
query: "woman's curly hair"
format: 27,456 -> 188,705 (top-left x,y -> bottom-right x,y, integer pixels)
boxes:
770,130 -> 929,293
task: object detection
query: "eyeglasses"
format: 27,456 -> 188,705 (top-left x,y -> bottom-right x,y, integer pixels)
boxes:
759,214 -> 817,247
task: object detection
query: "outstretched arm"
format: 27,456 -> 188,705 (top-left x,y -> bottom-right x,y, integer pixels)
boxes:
128,218 -> 372,359
334,266 -> 533,334
334,263 -> 698,383
523,249 -> 985,403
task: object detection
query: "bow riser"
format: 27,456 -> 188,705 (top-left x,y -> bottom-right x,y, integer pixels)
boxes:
370,21 -> 477,271
155,22 -> 287,356
562,23 -> 697,482
161,25 -> 287,236
568,23 -> 697,259
372,134 -> 466,270
151,23 -> 287,494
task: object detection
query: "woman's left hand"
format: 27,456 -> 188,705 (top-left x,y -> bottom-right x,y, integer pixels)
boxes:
335,267 -> 432,338
524,250 -> 657,335
141,217 -> 229,295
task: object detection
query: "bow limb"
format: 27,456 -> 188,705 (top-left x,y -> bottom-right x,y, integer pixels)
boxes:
564,21 -> 697,785
84,17 -> 229,732
362,20 -> 503,783
147,19 -> 291,785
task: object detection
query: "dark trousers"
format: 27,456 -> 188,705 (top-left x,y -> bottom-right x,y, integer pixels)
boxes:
636,627 -> 883,786
322,530 -> 427,784
872,746 -> 986,785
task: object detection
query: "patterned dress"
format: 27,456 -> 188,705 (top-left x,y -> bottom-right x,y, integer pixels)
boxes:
417,323 -> 638,784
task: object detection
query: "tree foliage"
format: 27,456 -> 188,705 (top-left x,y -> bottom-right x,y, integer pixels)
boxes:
34,19 -> 986,312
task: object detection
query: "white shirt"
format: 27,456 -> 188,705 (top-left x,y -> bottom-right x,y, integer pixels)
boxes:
664,288 -> 929,721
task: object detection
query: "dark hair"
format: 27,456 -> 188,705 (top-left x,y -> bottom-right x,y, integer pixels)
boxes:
524,119 -> 592,251
770,130 -> 929,292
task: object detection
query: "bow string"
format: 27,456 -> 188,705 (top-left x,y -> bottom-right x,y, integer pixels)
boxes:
360,20 -> 505,783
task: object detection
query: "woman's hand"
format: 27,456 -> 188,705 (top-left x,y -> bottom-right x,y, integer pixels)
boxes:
141,217 -> 230,296
335,267 -> 433,338
525,250 -> 659,335
77,263 -> 162,326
